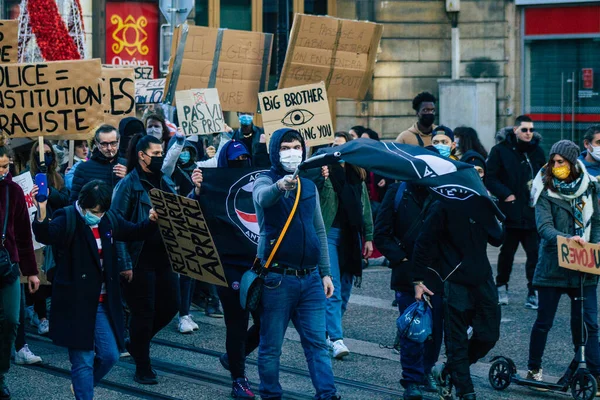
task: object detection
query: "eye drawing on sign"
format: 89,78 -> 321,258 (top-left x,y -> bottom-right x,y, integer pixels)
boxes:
281,109 -> 315,127
111,15 -> 149,56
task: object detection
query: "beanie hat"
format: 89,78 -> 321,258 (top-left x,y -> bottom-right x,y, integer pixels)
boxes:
549,140 -> 579,166
226,141 -> 250,161
432,125 -> 454,142
461,150 -> 487,176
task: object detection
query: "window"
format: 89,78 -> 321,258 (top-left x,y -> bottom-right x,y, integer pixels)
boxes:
221,0 -> 252,30
195,0 -> 209,26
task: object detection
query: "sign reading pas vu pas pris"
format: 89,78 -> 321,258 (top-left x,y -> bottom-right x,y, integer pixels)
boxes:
176,88 -> 224,136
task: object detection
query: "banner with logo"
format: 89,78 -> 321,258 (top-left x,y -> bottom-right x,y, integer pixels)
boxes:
196,168 -> 268,265
105,2 -> 159,77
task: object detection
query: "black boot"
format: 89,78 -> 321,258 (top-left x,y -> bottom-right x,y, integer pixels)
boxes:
403,384 -> 423,400
134,366 -> 158,385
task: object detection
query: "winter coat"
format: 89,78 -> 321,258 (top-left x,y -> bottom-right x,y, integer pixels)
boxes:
486,130 -> 546,230
395,122 -> 437,147
533,185 -> 600,288
32,207 -> 157,351
70,149 -> 126,203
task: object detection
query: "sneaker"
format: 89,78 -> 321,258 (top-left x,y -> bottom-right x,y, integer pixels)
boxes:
14,345 -> 42,365
432,363 -> 453,399
403,383 -> 422,399
231,377 -> 255,399
526,368 -> 548,391
37,319 -> 49,335
525,291 -> 538,310
188,315 -> 199,330
219,353 -> 230,371
178,315 -> 195,334
205,305 -> 224,318
331,339 -> 349,359
422,372 -> 438,393
497,285 -> 509,305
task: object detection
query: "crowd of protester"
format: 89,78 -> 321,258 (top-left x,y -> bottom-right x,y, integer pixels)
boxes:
0,92 -> 598,400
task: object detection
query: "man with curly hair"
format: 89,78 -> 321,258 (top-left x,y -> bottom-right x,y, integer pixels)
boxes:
396,92 -> 437,147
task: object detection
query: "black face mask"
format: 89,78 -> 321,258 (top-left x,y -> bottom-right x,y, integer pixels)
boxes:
227,159 -> 248,169
418,114 -> 435,128
145,155 -> 164,175
35,153 -> 53,168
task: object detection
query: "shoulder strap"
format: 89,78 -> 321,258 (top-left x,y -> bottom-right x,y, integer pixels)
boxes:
1,187 -> 9,247
414,133 -> 424,147
65,205 -> 76,246
263,179 -> 302,269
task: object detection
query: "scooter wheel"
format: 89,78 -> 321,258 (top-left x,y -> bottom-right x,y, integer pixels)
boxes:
571,370 -> 597,400
488,359 -> 511,390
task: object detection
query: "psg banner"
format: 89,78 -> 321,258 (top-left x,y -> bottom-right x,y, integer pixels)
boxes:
197,168 -> 268,263
312,139 -> 505,236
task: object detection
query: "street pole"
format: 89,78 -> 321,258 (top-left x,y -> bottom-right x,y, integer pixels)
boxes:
451,27 -> 460,80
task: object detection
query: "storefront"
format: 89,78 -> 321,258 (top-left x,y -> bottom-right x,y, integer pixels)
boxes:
518,0 -> 600,153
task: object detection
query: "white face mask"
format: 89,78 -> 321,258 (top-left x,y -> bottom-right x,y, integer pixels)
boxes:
590,145 -> 600,162
280,149 -> 303,172
147,127 -> 162,140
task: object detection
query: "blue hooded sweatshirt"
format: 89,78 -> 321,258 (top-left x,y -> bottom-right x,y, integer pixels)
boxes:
216,140 -> 251,168
252,128 -> 330,276
579,151 -> 600,179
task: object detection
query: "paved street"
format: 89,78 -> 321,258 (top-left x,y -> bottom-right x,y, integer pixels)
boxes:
7,247 -> 587,399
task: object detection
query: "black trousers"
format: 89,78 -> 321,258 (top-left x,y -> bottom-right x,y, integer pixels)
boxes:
217,284 -> 260,380
125,265 -> 179,371
496,228 -> 539,292
444,278 -> 501,396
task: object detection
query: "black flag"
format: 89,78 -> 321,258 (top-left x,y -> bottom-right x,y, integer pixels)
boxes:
309,139 -> 504,236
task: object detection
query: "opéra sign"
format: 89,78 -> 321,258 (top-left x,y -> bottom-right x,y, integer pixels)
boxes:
557,236 -> 600,275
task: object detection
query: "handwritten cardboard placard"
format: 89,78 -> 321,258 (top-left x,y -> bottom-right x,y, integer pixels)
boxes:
0,59 -> 104,138
279,14 -> 383,100
13,172 -> 44,250
164,25 -> 273,113
175,88 -> 224,135
101,67 -> 135,127
102,64 -> 154,80
149,189 -> 227,286
135,79 -> 165,104
259,82 -> 333,148
557,236 -> 600,275
0,20 -> 18,64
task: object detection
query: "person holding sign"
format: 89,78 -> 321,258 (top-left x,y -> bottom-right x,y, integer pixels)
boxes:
111,134 -> 179,385
526,140 -> 600,385
232,113 -> 270,168
32,180 -> 158,400
252,128 -> 339,400
0,141 -> 39,400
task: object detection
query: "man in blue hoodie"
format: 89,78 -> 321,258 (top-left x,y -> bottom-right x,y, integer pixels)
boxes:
252,128 -> 338,400
579,125 -> 600,179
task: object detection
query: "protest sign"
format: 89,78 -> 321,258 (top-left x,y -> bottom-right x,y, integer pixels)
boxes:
0,59 -> 104,138
557,236 -> 600,275
103,64 -> 154,79
0,20 -> 18,64
164,25 -> 273,113
175,88 -> 224,135
135,78 -> 165,104
259,82 -> 333,148
149,189 -> 227,286
278,14 -> 383,100
101,67 -> 135,127
13,172 -> 43,250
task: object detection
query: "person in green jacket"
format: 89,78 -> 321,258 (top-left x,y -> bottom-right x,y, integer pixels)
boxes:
319,131 -> 373,360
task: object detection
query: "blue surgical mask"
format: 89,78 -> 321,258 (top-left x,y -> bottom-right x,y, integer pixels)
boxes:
84,211 -> 103,226
434,144 -> 451,158
179,151 -> 191,164
239,114 -> 253,126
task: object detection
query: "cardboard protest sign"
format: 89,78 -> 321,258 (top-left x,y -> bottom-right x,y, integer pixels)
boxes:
0,20 -> 18,64
259,82 -> 333,148
0,59 -> 104,138
279,14 -> 383,100
13,173 -> 44,250
557,236 -> 600,275
149,189 -> 227,287
102,64 -> 154,80
101,67 -> 135,128
164,25 -> 273,113
175,88 -> 224,136
135,79 -> 165,104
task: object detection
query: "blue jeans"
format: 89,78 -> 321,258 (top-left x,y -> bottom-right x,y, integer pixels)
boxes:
528,285 -> 600,374
258,270 -> 337,400
396,291 -> 444,388
179,275 -> 195,316
326,227 -> 354,340
68,304 -> 119,400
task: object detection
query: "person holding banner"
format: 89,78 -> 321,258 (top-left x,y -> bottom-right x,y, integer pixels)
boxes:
252,128 -> 339,400
32,180 -> 159,400
0,142 -> 40,400
526,140 -> 600,385
319,131 -> 373,360
233,112 -> 270,168
111,134 -> 179,385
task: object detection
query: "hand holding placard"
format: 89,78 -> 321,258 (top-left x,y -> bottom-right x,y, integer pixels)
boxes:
557,235 -> 600,275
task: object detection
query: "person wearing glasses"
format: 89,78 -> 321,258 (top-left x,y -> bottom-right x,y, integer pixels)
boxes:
69,125 -> 127,202
486,115 -> 545,310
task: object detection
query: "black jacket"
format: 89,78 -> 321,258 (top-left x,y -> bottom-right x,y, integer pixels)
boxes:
70,149 -> 126,203
413,200 -> 503,287
32,208 -> 157,351
374,182 -> 440,293
486,130 -> 545,230
232,125 -> 270,168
